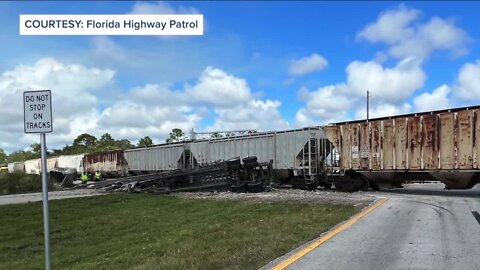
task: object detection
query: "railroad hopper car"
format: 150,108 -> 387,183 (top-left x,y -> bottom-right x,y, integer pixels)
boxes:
186,127 -> 334,189
7,162 -> 24,173
118,127 -> 334,190
124,143 -> 187,174
82,150 -> 126,177
55,154 -> 85,173
325,106 -> 480,191
24,159 -> 41,174
48,154 -> 86,186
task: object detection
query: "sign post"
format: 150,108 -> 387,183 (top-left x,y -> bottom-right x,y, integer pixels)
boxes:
23,90 -> 53,270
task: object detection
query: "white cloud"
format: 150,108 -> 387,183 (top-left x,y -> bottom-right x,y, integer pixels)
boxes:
358,5 -> 419,45
98,99 -> 202,141
346,57 -> 425,104
91,36 -> 126,61
357,5 -> 470,59
0,58 -> 114,153
295,56 -> 425,125
186,67 -> 252,107
211,99 -> 289,131
295,84 -> 352,126
454,60 -> 480,100
354,102 -> 412,120
289,53 -> 328,76
0,57 -> 293,153
413,84 -> 451,112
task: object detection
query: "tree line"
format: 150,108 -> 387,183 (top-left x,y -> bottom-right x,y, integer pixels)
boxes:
0,128 -> 187,164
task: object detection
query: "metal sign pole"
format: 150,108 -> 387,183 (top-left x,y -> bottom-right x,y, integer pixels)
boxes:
40,133 -> 51,270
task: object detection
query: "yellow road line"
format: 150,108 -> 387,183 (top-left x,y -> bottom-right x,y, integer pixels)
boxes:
271,197 -> 389,270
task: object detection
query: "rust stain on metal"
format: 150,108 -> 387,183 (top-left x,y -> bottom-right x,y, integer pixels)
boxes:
475,110 -> 480,169
325,107 -> 480,173
370,121 -> 381,170
382,120 -> 394,170
395,118 -> 407,169
457,110 -> 473,169
351,124 -> 360,170
422,114 -> 438,169
439,113 -> 454,169
359,123 -> 369,169
408,116 -> 421,169
83,150 -> 127,176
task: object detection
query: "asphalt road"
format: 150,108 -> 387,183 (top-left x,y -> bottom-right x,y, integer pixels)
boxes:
0,189 -> 103,205
283,183 -> 480,270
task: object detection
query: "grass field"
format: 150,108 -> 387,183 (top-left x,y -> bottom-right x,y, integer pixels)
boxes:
0,172 -> 58,195
0,193 -> 357,270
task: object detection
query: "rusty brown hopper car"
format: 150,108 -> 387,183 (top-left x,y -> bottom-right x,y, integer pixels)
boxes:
82,150 -> 127,177
325,105 -> 480,191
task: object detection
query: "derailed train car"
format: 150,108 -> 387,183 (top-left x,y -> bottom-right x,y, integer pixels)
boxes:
123,128 -> 334,190
82,150 -> 127,177
325,105 -> 480,191
7,162 -> 24,173
189,127 -> 333,189
124,143 -> 187,174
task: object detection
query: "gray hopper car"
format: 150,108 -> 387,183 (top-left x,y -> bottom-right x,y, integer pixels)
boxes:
124,144 -> 187,174
123,127 -> 334,190
325,105 -> 480,191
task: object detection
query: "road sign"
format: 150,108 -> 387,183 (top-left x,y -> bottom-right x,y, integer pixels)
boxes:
23,89 -> 52,270
23,90 -> 53,133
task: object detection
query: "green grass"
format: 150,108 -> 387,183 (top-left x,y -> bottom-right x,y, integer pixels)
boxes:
0,172 -> 59,195
0,193 -> 357,270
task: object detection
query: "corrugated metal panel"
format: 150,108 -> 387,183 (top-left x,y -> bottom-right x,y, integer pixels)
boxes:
408,117 -> 421,169
394,118 -> 408,169
7,163 -> 14,173
350,124 -> 360,170
56,154 -> 85,172
188,128 -> 324,170
124,144 -> 184,171
83,150 -> 126,175
325,108 -> 480,172
457,110 -> 473,169
475,110 -> 480,169
190,142 -> 209,164
440,113 -> 455,169
206,134 -> 275,163
421,114 -> 438,169
382,120 -> 394,170
47,157 -> 58,172
371,121 -> 382,170
24,159 -> 41,174
359,123 -> 369,170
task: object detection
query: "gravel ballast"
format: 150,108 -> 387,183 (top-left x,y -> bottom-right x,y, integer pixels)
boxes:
175,188 -> 376,206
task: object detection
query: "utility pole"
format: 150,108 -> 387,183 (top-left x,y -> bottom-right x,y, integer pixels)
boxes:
366,90 -> 370,122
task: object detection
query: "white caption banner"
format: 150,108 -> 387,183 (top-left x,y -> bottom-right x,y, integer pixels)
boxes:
19,14 -> 204,36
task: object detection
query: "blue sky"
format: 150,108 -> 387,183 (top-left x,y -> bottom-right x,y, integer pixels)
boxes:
1,1 -> 480,153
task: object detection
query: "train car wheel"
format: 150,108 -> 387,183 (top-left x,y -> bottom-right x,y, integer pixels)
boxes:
231,183 -> 247,193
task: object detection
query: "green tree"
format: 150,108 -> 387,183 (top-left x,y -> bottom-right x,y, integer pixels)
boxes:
30,143 -> 41,157
138,136 -> 153,147
73,133 -> 98,148
7,150 -> 35,162
114,139 -> 134,150
166,128 -> 184,143
0,148 -> 7,164
99,133 -> 115,145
